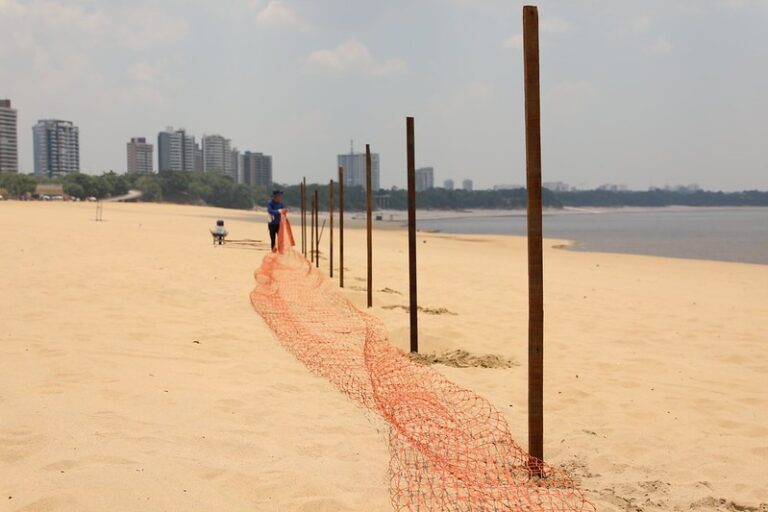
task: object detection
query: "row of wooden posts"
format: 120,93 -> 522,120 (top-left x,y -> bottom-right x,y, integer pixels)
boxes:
291,5 -> 544,466
296,140 -> 381,313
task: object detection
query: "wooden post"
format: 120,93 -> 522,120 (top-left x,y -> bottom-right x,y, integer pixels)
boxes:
339,166 -> 345,288
302,177 -> 307,257
300,180 -> 303,255
523,4 -> 544,467
314,189 -> 319,268
310,190 -> 315,263
330,179 -> 334,278
406,117 -> 418,353
366,144 -> 373,308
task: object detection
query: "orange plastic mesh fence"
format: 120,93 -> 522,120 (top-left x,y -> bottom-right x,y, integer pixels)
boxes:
251,216 -> 595,512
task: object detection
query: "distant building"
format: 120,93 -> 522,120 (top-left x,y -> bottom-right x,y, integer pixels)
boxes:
665,183 -> 701,193
597,183 -> 627,192
0,99 -> 19,172
543,181 -> 570,192
462,179 -> 473,191
126,137 -> 154,174
33,119 -> 80,177
158,127 -> 195,172
337,143 -> 380,192
415,167 -> 434,192
202,134 -> 237,180
229,148 -> 240,182
443,179 -> 454,190
241,151 -> 272,188
493,184 -> 522,190
193,142 -> 203,172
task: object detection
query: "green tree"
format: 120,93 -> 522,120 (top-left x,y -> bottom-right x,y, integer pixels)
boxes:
64,182 -> 86,199
136,176 -> 162,201
0,172 -> 37,197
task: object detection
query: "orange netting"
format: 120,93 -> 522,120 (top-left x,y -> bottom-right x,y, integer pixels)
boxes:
251,216 -> 595,512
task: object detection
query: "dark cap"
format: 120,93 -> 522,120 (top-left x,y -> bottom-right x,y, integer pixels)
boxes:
272,190 -> 283,196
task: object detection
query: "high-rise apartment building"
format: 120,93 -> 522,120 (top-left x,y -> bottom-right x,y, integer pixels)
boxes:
443,179 -> 455,190
0,99 -> 19,172
194,142 -> 203,172
415,167 -> 434,192
241,151 -> 273,188
126,137 -> 154,174
33,119 -> 80,177
230,148 -> 240,182
337,145 -> 380,192
202,134 -> 238,180
157,127 -> 195,172
462,179 -> 474,191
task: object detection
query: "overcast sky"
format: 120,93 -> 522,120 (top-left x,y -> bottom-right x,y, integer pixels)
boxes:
1,0 -> 766,190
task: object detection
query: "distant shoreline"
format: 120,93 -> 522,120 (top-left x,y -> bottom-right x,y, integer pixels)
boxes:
345,205 -> 768,224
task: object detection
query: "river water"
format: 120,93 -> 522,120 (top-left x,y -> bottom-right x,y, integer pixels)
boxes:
416,207 -> 768,265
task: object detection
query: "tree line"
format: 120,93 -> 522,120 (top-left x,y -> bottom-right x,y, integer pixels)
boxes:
2,171 -> 767,210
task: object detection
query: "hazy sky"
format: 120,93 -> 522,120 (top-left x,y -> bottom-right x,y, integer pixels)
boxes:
1,0 -> 766,190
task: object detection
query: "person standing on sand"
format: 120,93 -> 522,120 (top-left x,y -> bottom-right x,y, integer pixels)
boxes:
267,190 -> 285,252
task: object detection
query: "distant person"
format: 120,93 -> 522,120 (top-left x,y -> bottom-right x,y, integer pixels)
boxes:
267,190 -> 286,252
211,219 -> 228,245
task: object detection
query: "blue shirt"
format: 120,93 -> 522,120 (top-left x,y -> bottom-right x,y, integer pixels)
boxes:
267,200 -> 284,225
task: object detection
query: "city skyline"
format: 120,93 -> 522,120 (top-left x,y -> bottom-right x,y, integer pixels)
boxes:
2,1 -> 767,191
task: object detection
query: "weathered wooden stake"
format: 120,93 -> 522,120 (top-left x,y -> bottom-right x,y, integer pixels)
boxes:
366,144 -> 373,308
339,166 -> 345,288
310,190 -> 315,263
523,4 -> 544,467
329,179 -> 334,278
314,189 -> 319,268
302,177 -> 307,257
406,117 -> 419,353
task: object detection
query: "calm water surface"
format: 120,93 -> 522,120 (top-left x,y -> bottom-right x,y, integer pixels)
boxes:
417,208 -> 768,265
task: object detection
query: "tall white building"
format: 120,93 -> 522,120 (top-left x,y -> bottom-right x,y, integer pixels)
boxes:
0,99 -> 18,172
202,134 -> 238,180
415,167 -> 434,192
462,179 -> 473,191
126,137 -> 154,174
158,127 -> 195,172
33,119 -> 80,177
337,145 -> 380,192
443,179 -> 454,190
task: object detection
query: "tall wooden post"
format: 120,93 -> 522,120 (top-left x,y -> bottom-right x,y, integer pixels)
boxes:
339,167 -> 345,288
329,179 -> 334,278
314,189 -> 319,269
310,190 -> 315,263
302,177 -> 307,257
365,144 -> 373,308
406,117 -> 419,353
523,4 -> 544,467
300,180 -> 303,256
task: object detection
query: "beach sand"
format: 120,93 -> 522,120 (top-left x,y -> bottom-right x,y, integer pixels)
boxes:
1,201 -> 766,511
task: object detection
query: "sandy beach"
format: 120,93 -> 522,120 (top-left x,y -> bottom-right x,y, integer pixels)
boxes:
1,201 -> 766,512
